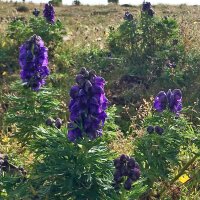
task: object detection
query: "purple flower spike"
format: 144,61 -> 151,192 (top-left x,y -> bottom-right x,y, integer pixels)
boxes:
142,2 -> 155,17
67,68 -> 108,142
170,89 -> 182,115
19,35 -> 49,91
124,11 -> 133,21
142,2 -> 151,12
113,155 -> 141,191
154,91 -> 167,112
43,3 -> 55,24
33,8 -> 40,17
155,89 -> 182,115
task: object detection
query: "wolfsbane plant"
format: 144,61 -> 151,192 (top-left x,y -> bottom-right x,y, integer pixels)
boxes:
7,12 -> 65,60
4,81 -> 60,145
2,126 -> 116,199
108,5 -> 183,81
68,68 -> 108,142
133,92 -> 199,197
43,3 -> 55,24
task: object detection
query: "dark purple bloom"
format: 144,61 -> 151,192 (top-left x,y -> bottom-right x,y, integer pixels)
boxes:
114,158 -> 121,169
167,89 -> 182,115
43,3 -> 55,24
67,123 -> 82,142
113,155 -> 140,191
114,170 -> 123,183
155,126 -> 164,135
142,2 -> 155,17
142,2 -> 151,11
32,8 -> 40,17
55,118 -> 62,129
124,178 -> 133,190
154,91 -> 168,112
154,89 -> 182,115
127,158 -> 136,168
67,68 -> 108,142
132,168 -> 141,179
120,154 -> 128,163
19,35 -> 49,91
147,126 -> 154,134
46,118 -> 54,126
124,11 -> 133,21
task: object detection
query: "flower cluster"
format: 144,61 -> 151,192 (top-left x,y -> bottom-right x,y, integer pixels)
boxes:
67,68 -> 108,142
154,89 -> 182,115
19,35 -> 49,91
113,155 -> 141,191
124,11 -> 133,21
46,117 -> 63,129
142,2 -> 155,17
43,3 -> 55,24
32,8 -> 40,17
147,125 -> 164,135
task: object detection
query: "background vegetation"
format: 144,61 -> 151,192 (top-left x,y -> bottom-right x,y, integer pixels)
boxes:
0,1 -> 200,199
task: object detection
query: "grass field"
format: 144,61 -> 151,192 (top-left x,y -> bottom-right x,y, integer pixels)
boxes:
0,2 -> 200,199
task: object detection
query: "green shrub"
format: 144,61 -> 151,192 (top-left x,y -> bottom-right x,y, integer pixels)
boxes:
108,13 -> 184,80
7,16 -> 65,59
16,5 -> 29,12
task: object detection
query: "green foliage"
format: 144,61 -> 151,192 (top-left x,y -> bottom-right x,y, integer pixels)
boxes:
134,110 -> 199,186
4,81 -> 60,144
0,36 -> 17,73
3,127 -> 115,199
49,0 -> 62,6
16,5 -> 29,12
7,16 -> 65,58
108,13 -> 184,80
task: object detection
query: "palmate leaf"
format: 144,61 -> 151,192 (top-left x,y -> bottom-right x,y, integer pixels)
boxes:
5,126 -> 116,199
4,81 -> 61,144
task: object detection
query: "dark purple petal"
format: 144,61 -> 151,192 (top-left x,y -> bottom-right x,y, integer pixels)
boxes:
124,178 -> 133,190
19,35 -> 49,91
43,3 -> 55,24
68,69 -> 108,141
70,85 -> 80,99
67,128 -> 82,142
147,126 -> 154,134
155,126 -> 164,135
154,91 -> 167,112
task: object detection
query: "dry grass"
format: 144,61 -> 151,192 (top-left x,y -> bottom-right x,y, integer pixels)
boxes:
1,2 -> 200,48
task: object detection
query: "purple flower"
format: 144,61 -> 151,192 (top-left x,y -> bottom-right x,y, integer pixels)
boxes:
154,89 -> 182,115
19,35 -> 49,91
167,89 -> 182,115
142,2 -> 151,12
154,91 -> 168,112
155,126 -> 164,135
124,178 -> 133,190
147,126 -> 154,134
43,3 -> 55,24
46,118 -> 55,126
142,2 -> 155,17
67,68 -> 108,142
32,8 -> 40,17
113,155 -> 141,191
124,11 -> 133,21
55,118 -> 62,129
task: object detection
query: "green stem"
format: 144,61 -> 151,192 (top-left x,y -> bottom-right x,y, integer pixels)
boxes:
158,153 -> 200,198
